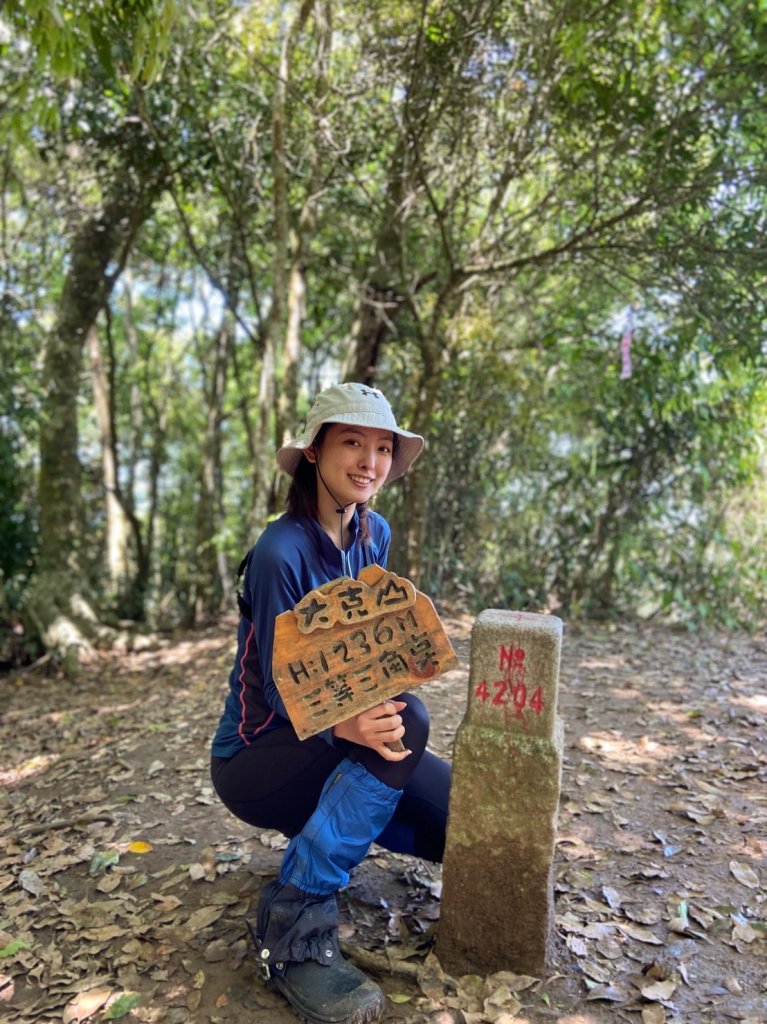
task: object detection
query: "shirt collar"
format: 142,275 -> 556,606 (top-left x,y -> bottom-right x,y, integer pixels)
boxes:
305,508 -> 361,577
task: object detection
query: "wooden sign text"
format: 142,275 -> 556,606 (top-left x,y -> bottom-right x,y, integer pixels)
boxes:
272,565 -> 458,740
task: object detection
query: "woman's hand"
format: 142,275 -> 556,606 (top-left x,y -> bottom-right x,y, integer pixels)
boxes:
332,700 -> 411,761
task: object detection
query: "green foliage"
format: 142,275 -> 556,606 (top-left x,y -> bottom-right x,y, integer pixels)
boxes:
0,156 -> 43,610
391,218 -> 767,627
2,0 -> 766,637
0,430 -> 37,592
2,0 -> 178,81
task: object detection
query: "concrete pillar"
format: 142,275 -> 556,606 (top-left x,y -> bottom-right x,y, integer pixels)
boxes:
438,610 -> 564,976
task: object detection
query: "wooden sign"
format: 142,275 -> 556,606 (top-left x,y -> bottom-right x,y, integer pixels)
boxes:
272,564 -> 459,741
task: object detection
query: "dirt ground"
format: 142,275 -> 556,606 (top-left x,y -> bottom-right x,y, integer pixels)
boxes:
1,614 -> 765,1024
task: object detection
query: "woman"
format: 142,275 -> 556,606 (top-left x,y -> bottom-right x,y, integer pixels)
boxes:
211,382 -> 451,1024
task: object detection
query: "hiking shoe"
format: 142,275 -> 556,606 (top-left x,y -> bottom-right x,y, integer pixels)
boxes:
269,954 -> 385,1024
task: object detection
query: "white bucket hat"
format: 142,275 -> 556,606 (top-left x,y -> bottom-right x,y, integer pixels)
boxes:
277,382 -> 424,482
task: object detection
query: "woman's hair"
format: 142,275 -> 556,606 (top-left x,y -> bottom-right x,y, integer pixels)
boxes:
285,423 -> 399,545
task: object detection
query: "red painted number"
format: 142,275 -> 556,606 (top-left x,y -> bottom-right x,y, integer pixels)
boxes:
499,645 -> 526,671
474,680 -> 490,702
474,678 -> 545,717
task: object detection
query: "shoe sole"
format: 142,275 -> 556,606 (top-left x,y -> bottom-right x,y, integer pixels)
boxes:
270,976 -> 385,1024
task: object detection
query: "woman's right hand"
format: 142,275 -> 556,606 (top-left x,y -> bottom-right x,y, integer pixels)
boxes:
332,700 -> 411,761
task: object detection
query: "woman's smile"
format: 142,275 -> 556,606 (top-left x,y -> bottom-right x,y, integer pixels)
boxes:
306,424 -> 394,516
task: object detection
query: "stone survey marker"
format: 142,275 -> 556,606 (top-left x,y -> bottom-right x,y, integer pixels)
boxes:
439,610 -> 564,975
272,564 -> 459,740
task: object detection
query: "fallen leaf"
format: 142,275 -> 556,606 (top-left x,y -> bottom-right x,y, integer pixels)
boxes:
488,972 -> 538,992
103,991 -> 141,1019
688,905 -> 722,929
729,860 -> 759,889
596,938 -> 623,959
585,982 -> 633,1002
18,869 -> 44,895
583,922 -> 615,939
89,849 -> 120,876
662,845 -> 683,858
456,973 -> 484,1004
617,923 -> 663,945
667,900 -> 689,934
0,938 -> 32,959
96,874 -> 123,894
581,961 -> 610,984
625,906 -> 662,925
731,921 -> 758,944
203,939 -> 229,962
127,841 -> 153,854
484,984 -> 520,1011
642,1005 -> 666,1024
184,905 -> 223,933
63,987 -> 114,1023
602,886 -> 622,909
566,935 -> 588,957
631,867 -> 669,880
556,912 -> 583,934
640,979 -> 677,1001
214,849 -> 242,863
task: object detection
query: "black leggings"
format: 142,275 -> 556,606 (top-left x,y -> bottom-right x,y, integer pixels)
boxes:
211,693 -> 451,863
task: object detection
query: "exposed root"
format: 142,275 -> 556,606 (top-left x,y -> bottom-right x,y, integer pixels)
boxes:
340,941 -> 421,978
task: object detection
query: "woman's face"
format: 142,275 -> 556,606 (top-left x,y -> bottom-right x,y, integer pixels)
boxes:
305,424 -> 394,506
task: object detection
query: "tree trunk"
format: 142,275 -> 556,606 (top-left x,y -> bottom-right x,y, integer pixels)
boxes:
343,283 -> 407,385
118,269 -> 154,620
272,2 -> 332,512
252,0 -> 317,530
342,138 -> 410,385
190,313 -> 233,623
24,185 -> 159,670
402,362 -> 443,586
251,338 -> 277,533
87,324 -> 133,602
142,390 -> 167,616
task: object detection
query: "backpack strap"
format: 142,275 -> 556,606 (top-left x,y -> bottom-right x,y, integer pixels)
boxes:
236,551 -> 253,622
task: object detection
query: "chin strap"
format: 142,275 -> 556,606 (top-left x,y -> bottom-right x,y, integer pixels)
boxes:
315,456 -> 354,577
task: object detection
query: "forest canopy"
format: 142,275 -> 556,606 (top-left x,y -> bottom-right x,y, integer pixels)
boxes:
1,0 -> 766,669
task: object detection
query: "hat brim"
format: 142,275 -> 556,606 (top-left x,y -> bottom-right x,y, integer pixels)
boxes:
277,419 -> 424,482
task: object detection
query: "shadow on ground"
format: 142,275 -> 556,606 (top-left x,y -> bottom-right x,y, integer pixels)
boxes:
1,615 -> 765,1023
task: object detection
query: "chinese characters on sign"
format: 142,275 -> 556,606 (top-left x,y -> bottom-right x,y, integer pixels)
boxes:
294,573 -> 417,632
272,565 -> 459,740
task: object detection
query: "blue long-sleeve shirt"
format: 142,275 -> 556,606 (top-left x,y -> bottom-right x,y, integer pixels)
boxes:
211,511 -> 391,757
